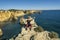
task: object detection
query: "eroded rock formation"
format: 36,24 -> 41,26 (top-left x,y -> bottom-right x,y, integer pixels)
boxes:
14,27 -> 60,40
0,10 -> 40,22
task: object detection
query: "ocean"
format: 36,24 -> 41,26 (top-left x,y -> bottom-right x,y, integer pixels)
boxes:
0,10 -> 60,39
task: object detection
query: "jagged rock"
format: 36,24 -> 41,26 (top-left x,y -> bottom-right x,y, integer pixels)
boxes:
15,27 -> 36,40
14,27 -> 60,40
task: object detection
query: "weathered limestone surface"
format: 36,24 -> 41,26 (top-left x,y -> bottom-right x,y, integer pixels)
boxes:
15,27 -> 60,40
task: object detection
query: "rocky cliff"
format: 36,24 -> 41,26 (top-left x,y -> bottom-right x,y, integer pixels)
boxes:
0,11 -> 11,22
14,27 -> 60,40
0,10 -> 25,22
0,10 -> 40,22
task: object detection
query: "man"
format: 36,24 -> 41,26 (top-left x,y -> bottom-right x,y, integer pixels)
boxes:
25,16 -> 33,30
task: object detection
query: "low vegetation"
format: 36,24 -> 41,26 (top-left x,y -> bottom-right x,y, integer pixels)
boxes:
48,31 -> 59,38
34,26 -> 44,32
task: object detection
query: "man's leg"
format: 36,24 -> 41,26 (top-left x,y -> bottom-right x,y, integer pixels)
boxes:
25,24 -> 28,30
29,27 -> 31,31
29,24 -> 32,31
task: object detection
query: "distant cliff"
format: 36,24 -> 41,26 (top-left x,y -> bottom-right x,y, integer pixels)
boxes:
0,10 -> 24,22
0,9 -> 40,22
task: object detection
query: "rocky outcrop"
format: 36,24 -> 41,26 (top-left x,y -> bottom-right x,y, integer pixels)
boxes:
24,10 -> 40,14
9,18 -> 60,40
15,27 -> 37,40
14,27 -> 60,40
0,29 -> 3,37
8,17 -> 60,40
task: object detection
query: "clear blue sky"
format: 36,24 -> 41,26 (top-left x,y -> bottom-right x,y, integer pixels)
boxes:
0,0 -> 60,10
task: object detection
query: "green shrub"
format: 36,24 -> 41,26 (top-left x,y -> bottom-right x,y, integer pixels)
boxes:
48,31 -> 59,38
34,26 -> 44,32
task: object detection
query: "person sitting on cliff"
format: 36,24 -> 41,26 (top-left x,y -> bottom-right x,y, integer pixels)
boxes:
25,16 -> 33,30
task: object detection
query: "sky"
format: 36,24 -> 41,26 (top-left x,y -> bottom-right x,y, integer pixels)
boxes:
0,0 -> 60,10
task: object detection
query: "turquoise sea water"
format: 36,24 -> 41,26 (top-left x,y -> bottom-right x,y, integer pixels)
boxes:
0,10 -> 60,39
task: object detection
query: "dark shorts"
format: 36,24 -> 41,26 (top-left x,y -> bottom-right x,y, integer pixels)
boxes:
25,24 -> 32,28
28,24 -> 31,27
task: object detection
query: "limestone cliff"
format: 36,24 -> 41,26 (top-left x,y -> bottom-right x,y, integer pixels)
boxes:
0,10 -> 40,22
0,10 -> 25,22
14,27 -> 60,40
0,11 -> 11,21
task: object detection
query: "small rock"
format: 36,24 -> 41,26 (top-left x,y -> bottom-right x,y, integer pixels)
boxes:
0,29 -> 3,36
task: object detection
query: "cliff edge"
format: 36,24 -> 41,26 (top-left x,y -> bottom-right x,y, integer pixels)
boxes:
14,26 -> 60,40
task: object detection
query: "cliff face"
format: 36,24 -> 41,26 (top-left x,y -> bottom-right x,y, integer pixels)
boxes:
0,11 -> 11,22
0,10 -> 40,22
0,11 -> 25,22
